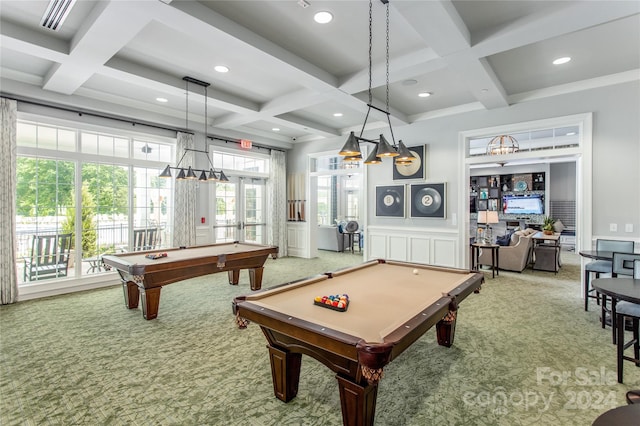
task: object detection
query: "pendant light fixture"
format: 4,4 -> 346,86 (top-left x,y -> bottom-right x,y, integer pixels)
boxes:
159,76 -> 229,182
338,0 -> 415,165
486,135 -> 519,156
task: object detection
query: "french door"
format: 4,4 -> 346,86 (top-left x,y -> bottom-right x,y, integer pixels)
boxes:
213,177 -> 266,244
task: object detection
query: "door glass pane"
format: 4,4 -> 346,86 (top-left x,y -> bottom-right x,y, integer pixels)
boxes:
244,182 -> 264,243
214,182 -> 237,242
133,167 -> 172,250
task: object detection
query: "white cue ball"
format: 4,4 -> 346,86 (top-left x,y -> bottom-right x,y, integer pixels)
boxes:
234,243 -> 238,247
412,268 -> 419,275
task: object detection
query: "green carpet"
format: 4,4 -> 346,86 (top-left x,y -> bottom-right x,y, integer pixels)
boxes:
1,251 -> 637,425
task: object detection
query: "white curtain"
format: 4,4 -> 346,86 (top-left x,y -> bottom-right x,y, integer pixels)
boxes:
172,132 -> 197,247
1,98 -> 18,304
267,150 -> 287,257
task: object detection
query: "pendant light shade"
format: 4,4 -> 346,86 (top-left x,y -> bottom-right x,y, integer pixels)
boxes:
395,140 -> 415,162
176,168 -> 186,180
159,165 -> 172,178
364,148 -> 382,164
185,166 -> 197,180
218,170 -> 229,182
376,134 -> 399,158
339,131 -> 362,157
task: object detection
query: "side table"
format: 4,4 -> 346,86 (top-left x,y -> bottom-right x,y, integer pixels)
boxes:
471,243 -> 500,278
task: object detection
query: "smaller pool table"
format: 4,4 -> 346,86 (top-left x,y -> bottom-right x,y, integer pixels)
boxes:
102,241 -> 278,320
233,259 -> 483,426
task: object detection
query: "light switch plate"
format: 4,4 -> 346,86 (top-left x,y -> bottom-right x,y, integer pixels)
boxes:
625,224 -> 633,233
610,223 -> 617,232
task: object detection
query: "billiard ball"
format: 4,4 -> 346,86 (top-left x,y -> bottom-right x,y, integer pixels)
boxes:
412,269 -> 419,275
234,243 -> 238,247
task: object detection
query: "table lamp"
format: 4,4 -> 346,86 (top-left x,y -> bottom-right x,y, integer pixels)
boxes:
477,211 -> 500,244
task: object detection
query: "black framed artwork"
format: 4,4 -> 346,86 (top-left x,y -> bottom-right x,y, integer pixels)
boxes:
392,145 -> 425,180
410,183 -> 446,218
375,185 -> 405,217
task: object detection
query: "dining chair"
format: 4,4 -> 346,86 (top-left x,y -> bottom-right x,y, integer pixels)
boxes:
584,239 -> 634,311
604,252 -> 640,341
614,259 -> 640,383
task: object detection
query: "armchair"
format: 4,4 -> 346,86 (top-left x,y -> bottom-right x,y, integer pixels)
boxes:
477,228 -> 536,272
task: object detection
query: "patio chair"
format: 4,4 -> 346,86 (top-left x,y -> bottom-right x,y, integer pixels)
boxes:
23,233 -> 73,281
133,228 -> 159,251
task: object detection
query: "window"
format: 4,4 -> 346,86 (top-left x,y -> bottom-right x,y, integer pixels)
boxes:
16,120 -> 174,285
310,153 -> 363,226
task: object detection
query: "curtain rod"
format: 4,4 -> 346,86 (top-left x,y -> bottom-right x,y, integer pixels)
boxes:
3,93 -> 286,153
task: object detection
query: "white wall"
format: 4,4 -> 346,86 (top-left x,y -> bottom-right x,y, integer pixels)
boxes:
288,80 -> 640,260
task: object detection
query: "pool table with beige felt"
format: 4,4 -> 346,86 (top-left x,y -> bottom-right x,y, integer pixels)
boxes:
102,241 -> 277,320
233,259 -> 483,426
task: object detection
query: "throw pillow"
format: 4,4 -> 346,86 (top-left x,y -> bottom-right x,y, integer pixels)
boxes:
553,220 -> 565,233
496,234 -> 511,246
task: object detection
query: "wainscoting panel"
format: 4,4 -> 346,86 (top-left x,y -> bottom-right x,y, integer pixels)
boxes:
409,237 -> 430,264
433,239 -> 456,267
287,223 -> 309,258
369,235 -> 387,259
388,236 -> 408,261
367,226 -> 459,267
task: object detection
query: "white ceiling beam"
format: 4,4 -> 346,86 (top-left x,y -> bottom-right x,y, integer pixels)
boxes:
42,1 -> 155,94
0,19 -> 69,63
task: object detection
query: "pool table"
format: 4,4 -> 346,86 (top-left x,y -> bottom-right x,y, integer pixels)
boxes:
233,259 -> 483,426
102,241 -> 277,320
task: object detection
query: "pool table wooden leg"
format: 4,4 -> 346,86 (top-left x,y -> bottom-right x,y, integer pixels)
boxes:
436,310 -> 457,347
228,270 -> 240,285
122,281 -> 139,309
249,267 -> 264,291
337,374 -> 378,426
139,287 -> 161,320
267,345 -> 301,402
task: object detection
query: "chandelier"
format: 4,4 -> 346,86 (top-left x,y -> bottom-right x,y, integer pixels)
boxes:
486,135 -> 519,156
159,76 -> 229,182
338,0 -> 415,165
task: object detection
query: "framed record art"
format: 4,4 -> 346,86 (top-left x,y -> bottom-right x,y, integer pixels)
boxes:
410,183 -> 446,218
375,185 -> 405,217
392,145 -> 425,180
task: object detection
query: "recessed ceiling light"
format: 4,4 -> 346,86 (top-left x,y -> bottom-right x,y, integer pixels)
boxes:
553,57 -> 571,65
314,11 -> 333,24
156,97 -> 168,103
418,92 -> 432,98
272,127 -> 280,132
333,113 -> 343,117
214,65 -> 229,73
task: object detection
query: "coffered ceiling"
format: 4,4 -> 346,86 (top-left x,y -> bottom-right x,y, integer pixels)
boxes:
1,1 -> 638,149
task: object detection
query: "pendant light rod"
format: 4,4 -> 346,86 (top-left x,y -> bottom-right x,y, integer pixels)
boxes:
338,0 -> 415,165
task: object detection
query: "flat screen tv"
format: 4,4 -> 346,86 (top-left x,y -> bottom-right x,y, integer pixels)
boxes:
503,195 -> 544,215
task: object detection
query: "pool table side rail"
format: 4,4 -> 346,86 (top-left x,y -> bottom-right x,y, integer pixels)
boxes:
234,296 -> 365,361
327,259 -> 475,278
102,244 -> 278,278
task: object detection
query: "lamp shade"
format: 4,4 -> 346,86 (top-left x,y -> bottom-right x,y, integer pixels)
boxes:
176,168 -> 186,180
477,210 -> 488,224
339,131 -> 362,156
185,166 -> 197,180
486,211 -> 500,224
395,140 -> 416,162
198,170 -> 208,181
375,134 -> 398,158
207,169 -> 218,181
159,165 -> 172,178
363,148 -> 382,164
218,170 -> 229,182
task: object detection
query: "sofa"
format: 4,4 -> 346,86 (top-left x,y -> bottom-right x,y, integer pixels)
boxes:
478,228 -> 537,272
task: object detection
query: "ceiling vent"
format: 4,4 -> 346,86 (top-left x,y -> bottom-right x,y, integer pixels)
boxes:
40,0 -> 77,31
